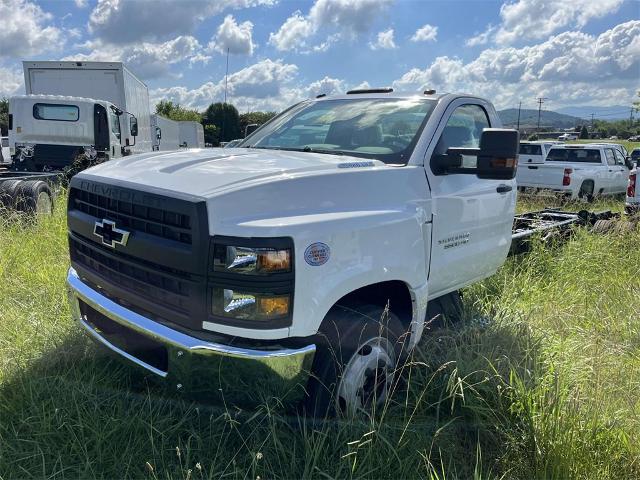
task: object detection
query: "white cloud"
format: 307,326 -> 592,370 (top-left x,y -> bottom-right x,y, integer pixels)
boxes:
305,76 -> 345,97
470,0 -> 625,46
74,0 -> 87,7
0,0 -> 64,58
151,58 -> 300,110
269,11 -> 315,52
209,15 -> 255,55
394,20 -> 640,109
370,29 -> 397,50
63,36 -> 209,80
89,0 -> 275,44
411,24 -> 437,42
268,0 -> 393,52
0,66 -> 23,97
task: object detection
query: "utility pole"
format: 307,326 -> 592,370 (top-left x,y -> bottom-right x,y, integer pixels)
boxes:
590,113 -> 595,129
631,107 -> 635,128
516,101 -> 522,131
222,47 -> 229,143
536,97 -> 548,132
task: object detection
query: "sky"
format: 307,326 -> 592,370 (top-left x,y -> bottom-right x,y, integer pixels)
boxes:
0,0 -> 638,114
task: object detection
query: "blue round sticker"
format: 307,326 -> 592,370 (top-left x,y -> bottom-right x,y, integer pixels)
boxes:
304,242 -> 330,266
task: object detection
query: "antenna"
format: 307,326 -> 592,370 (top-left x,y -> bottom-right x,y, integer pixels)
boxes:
516,101 -> 522,130
224,47 -> 229,105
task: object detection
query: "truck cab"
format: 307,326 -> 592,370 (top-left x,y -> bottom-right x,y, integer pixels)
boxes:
8,95 -> 137,172
66,91 -> 518,415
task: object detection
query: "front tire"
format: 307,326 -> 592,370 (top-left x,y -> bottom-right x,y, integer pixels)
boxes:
303,304 -> 409,418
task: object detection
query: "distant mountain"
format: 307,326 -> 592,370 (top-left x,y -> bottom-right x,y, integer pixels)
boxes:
498,108 -> 582,129
556,105 -> 632,121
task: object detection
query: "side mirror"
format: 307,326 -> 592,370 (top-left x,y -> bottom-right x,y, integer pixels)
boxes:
432,128 -> 519,180
156,126 -> 162,140
625,156 -> 634,170
476,129 -> 519,180
130,116 -> 138,137
245,123 -> 259,137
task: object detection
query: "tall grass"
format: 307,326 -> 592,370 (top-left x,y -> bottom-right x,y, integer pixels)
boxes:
0,195 -> 638,479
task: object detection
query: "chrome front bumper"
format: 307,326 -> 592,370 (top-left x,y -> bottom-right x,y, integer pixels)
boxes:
67,267 -> 316,403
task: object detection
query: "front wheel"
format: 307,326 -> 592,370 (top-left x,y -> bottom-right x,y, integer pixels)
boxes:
303,304 -> 409,418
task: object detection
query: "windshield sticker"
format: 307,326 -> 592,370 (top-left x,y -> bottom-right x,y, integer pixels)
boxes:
305,242 -> 330,266
338,162 -> 375,168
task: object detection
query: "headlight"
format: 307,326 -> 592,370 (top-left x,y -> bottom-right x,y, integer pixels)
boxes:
207,236 -> 295,328
211,288 -> 290,321
213,245 -> 291,274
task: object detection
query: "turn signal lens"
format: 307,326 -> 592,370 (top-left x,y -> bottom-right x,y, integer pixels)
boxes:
212,288 -> 290,320
628,173 -> 636,198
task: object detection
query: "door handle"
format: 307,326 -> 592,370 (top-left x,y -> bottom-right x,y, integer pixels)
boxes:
497,184 -> 512,193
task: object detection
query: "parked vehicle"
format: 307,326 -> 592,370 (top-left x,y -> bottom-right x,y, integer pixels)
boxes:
8,95 -> 136,172
517,144 -> 630,200
223,139 -> 243,148
151,114 -> 180,151
23,61 -> 152,154
178,121 -> 204,148
1,137 -> 9,164
630,148 -> 640,164
66,91 -> 521,415
558,133 -> 578,141
626,164 -> 638,214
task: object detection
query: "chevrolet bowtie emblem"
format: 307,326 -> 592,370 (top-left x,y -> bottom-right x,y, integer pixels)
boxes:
93,219 -> 130,248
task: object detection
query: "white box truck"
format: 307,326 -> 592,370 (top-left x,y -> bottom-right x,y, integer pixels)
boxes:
178,121 -> 204,148
151,114 -> 180,151
23,61 -> 152,155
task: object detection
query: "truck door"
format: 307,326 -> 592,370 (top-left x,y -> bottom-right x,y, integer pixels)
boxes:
425,100 -> 516,298
603,149 -> 618,193
612,149 -> 629,193
93,104 -> 110,156
109,109 -> 123,159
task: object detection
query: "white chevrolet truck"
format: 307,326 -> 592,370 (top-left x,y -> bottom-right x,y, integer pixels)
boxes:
517,144 -> 630,200
66,91 -> 518,415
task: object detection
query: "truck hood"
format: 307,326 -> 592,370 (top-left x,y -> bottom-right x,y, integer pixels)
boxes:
80,148 -> 387,198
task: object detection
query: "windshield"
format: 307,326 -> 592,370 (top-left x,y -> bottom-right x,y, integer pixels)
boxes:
547,148 -> 602,163
241,97 -> 437,165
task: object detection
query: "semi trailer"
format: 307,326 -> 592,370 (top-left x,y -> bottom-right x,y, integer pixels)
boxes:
151,115 -> 180,151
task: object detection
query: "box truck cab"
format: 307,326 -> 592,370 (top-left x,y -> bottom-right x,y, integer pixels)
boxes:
22,61 -> 151,155
8,95 -> 138,171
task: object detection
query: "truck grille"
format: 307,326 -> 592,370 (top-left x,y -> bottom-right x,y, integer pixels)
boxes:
68,178 -> 210,332
70,236 -> 192,314
71,188 -> 192,245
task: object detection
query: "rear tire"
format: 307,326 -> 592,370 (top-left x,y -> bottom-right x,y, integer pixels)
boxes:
578,181 -> 594,203
303,304 -> 409,418
0,179 -> 24,209
14,180 -> 53,215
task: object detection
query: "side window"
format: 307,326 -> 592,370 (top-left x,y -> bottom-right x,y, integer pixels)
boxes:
613,149 -> 625,166
433,104 -> 490,169
604,149 -> 616,166
110,112 -> 121,139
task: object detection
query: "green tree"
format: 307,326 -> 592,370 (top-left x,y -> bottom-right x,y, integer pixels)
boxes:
579,125 -> 589,139
203,103 -> 241,143
239,111 -> 276,136
0,97 -> 8,136
155,100 -> 201,122
203,124 -> 219,145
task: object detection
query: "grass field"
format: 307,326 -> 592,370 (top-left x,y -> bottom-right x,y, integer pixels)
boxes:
1,194 -> 639,479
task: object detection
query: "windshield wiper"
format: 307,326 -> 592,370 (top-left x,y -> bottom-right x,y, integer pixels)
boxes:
244,145 -> 344,156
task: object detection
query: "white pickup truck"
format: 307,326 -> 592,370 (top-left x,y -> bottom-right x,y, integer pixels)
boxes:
66,91 -> 519,415
516,144 -> 630,200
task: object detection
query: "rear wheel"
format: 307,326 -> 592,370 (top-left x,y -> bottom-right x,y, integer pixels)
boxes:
0,179 -> 24,209
15,180 -> 53,215
303,304 -> 409,418
578,181 -> 594,203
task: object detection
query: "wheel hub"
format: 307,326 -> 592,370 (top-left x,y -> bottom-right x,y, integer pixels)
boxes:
337,337 -> 395,415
